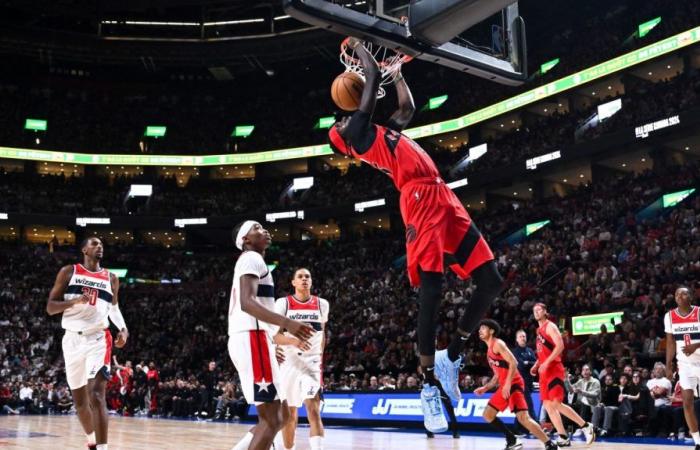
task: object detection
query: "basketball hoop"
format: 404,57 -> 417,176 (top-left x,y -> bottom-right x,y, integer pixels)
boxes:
340,37 -> 412,99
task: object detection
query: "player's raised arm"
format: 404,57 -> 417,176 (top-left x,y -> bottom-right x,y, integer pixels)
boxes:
348,38 -> 381,117
387,69 -> 415,131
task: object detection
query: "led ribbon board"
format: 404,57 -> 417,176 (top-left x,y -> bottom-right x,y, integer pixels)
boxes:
0,26 -> 698,166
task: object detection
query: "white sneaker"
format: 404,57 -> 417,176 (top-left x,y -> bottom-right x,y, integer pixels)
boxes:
505,439 -> 524,450
573,428 -> 583,437
420,384 -> 448,433
434,350 -> 462,403
581,423 -> 596,444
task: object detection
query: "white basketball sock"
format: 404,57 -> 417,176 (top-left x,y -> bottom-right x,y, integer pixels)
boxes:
692,431 -> 700,445
284,446 -> 296,450
86,432 -> 96,445
231,431 -> 254,450
309,435 -> 324,450
272,431 -> 285,449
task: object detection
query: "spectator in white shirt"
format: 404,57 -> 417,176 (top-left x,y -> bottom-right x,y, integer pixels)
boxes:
646,362 -> 673,436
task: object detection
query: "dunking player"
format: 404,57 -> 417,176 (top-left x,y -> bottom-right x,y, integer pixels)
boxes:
46,237 -> 128,450
273,268 -> 329,450
328,37 -> 503,430
474,319 -> 559,450
228,221 -> 314,450
665,287 -> 700,450
531,303 -> 595,446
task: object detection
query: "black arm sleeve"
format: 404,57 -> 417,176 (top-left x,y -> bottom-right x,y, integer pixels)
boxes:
345,110 -> 377,155
385,118 -> 404,132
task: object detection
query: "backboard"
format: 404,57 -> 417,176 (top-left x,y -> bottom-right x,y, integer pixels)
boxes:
283,0 -> 527,86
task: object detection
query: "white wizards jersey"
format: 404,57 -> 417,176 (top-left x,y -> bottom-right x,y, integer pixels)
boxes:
62,264 -> 113,332
274,295 -> 329,362
228,251 -> 276,335
665,306 -> 700,365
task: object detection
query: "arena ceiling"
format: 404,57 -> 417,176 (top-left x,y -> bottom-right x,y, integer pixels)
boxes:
0,0 -> 340,70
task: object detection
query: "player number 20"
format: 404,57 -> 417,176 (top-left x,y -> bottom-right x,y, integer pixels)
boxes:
82,287 -> 98,306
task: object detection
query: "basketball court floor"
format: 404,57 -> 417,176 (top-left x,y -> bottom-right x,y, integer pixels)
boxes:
0,415 -> 689,449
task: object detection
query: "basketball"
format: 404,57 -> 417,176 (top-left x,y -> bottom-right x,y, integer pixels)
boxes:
331,71 -> 365,111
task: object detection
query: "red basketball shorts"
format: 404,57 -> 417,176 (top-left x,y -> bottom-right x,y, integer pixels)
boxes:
400,177 -> 494,287
488,383 -> 529,413
538,363 -> 566,402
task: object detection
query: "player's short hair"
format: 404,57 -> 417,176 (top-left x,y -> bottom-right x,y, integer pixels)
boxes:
293,267 -> 311,277
534,302 -> 549,317
79,236 -> 99,251
677,286 -> 694,299
479,319 -> 501,336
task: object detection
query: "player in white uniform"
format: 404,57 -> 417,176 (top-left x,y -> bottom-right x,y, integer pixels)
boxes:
46,237 -> 128,450
228,221 -> 314,450
665,286 -> 700,450
274,268 -> 329,450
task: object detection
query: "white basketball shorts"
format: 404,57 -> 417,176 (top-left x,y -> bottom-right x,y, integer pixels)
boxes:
62,329 -> 112,390
228,330 -> 283,405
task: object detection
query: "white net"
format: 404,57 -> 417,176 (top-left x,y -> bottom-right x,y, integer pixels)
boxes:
340,38 -> 411,99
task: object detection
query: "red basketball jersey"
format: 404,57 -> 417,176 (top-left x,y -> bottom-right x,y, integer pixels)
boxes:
536,320 -> 562,365
487,339 -> 524,386
328,124 -> 440,191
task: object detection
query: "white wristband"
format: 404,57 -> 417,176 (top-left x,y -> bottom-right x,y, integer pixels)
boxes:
109,303 -> 127,331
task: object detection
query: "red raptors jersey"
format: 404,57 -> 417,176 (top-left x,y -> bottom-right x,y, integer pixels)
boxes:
328,124 -> 440,190
536,320 -> 562,365
487,339 -> 524,386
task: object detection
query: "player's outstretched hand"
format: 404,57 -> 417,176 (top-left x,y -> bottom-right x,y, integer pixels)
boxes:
474,386 -> 487,396
115,329 -> 128,348
285,318 -> 315,342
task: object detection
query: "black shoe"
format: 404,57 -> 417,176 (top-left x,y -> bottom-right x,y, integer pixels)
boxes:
695,445 -> 700,450
87,445 -> 97,450
426,431 -> 435,438
545,441 -> 559,450
452,430 -> 460,439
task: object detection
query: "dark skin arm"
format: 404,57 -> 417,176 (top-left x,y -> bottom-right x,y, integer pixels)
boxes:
46,265 -> 89,315
666,332 -> 675,380
240,274 -> 314,341
111,272 -> 128,348
388,70 -> 415,131
348,37 -> 381,117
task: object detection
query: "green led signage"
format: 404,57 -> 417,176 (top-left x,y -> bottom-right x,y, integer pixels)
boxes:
145,126 -> 167,137
525,220 -> 550,236
540,58 -> 560,74
317,116 -> 335,129
572,312 -> 624,336
639,17 -> 661,38
428,95 -> 448,110
108,268 -> 129,278
662,188 -> 695,208
25,118 -> 47,131
233,125 -> 255,138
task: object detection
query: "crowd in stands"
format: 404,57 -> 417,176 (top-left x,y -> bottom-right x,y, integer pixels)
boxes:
0,0 -> 697,156
1,66 -> 699,219
1,159 -> 698,438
